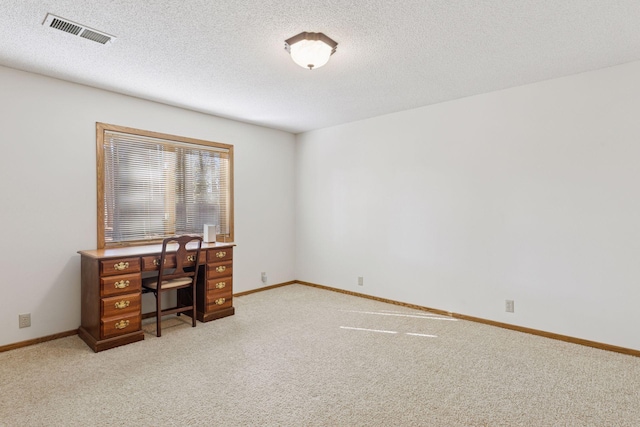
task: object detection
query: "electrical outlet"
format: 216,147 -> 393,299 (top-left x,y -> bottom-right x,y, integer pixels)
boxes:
261,272 -> 267,283
505,300 -> 514,313
19,313 -> 31,328
358,276 -> 364,286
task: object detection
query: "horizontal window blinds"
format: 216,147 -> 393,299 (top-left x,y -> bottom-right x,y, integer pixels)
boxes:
100,127 -> 232,247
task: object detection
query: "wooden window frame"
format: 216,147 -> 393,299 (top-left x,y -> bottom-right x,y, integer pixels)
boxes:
96,122 -> 234,249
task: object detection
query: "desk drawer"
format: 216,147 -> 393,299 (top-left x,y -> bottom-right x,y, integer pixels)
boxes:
207,247 -> 233,262
142,254 -> 176,271
101,313 -> 141,339
100,257 -> 141,276
207,277 -> 232,292
100,273 -> 141,297
141,252 -> 199,271
207,261 -> 233,279
205,289 -> 233,310
102,293 -> 141,318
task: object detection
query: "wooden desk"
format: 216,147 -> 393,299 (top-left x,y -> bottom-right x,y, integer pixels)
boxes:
78,242 -> 235,352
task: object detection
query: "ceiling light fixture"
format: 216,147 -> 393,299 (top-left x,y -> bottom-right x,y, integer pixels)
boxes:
284,32 -> 337,70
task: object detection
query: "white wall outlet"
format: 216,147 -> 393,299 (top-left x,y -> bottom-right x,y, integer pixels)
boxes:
19,313 -> 31,328
358,276 -> 364,286
261,272 -> 267,283
505,300 -> 515,313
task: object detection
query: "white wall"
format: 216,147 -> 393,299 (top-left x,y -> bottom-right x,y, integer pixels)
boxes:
4,59 -> 640,352
0,65 -> 296,347
295,60 -> 640,351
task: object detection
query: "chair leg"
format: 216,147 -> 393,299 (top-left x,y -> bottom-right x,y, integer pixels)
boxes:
191,285 -> 197,327
156,290 -> 162,338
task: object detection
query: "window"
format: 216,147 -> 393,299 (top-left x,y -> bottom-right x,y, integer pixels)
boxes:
96,123 -> 233,248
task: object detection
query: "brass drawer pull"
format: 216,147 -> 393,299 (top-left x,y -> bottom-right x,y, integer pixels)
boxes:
215,281 -> 226,289
215,266 -> 226,273
114,280 -> 130,289
114,300 -> 130,309
215,298 -> 226,305
215,251 -> 226,258
153,258 -> 161,266
114,261 -> 129,271
187,255 -> 196,262
114,320 -> 130,330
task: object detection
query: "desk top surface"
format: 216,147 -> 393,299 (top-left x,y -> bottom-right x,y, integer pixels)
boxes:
78,241 -> 235,259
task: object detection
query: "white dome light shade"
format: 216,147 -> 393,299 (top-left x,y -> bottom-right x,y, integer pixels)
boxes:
289,39 -> 333,69
285,32 -> 338,70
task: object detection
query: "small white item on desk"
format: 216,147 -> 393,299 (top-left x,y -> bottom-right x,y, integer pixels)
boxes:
203,224 -> 217,243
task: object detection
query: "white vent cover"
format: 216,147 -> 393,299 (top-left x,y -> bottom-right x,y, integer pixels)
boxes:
43,13 -> 116,45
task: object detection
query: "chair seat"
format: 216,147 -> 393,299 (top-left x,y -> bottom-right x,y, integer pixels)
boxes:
143,277 -> 192,290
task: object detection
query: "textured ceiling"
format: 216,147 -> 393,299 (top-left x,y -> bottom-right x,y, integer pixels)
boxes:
1,1 -> 639,134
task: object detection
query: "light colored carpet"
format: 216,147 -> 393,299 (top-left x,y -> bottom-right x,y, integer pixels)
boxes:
1,284 -> 640,426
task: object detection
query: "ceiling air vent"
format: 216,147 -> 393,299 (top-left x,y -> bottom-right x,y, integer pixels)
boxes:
43,13 -> 116,45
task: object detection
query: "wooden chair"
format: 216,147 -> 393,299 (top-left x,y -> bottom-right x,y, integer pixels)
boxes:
142,235 -> 203,337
